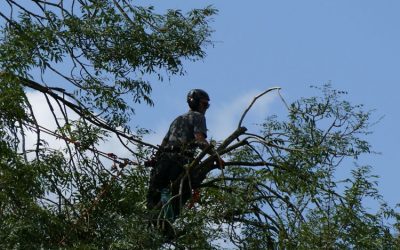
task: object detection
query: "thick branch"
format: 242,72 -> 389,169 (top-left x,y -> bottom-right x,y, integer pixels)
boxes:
224,161 -> 280,168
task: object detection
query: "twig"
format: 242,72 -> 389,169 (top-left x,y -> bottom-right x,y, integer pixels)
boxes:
278,88 -> 290,111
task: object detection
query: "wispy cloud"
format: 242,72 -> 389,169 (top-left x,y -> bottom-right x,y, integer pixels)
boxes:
208,89 -> 279,141
24,91 -> 131,159
24,91 -> 70,151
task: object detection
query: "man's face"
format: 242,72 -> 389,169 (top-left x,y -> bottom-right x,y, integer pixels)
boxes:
198,98 -> 210,114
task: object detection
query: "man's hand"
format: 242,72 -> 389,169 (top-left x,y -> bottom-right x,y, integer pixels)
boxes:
216,158 -> 225,169
194,132 -> 209,149
144,157 -> 157,167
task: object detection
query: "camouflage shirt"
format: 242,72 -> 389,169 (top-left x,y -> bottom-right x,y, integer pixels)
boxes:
161,110 -> 207,149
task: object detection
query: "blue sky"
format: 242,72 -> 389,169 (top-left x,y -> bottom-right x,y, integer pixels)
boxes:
132,1 -> 400,208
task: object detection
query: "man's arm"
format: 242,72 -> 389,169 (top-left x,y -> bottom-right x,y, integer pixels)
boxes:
194,132 -> 209,149
194,132 -> 225,168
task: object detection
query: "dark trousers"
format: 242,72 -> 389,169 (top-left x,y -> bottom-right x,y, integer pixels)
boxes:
146,152 -> 190,210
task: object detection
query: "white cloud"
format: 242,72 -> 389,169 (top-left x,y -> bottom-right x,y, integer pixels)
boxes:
24,91 -> 132,160
24,91 -> 71,151
208,89 -> 279,141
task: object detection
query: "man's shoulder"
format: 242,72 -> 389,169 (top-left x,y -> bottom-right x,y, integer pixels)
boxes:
185,110 -> 205,118
172,111 -> 205,126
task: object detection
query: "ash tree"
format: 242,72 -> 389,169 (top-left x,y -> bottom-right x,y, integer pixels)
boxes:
0,1 -> 399,249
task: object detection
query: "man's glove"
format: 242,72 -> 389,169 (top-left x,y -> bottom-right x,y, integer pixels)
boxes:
215,158 -> 225,169
144,157 -> 157,168
188,189 -> 201,209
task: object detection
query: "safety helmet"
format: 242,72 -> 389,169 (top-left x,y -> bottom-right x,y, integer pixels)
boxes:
187,89 -> 210,111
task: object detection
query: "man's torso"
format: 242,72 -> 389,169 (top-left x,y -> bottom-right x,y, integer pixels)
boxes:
162,110 -> 207,150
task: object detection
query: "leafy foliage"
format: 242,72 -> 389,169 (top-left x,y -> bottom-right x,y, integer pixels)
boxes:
197,85 -> 399,249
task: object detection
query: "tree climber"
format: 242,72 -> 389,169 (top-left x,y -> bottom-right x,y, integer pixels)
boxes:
146,89 -> 211,220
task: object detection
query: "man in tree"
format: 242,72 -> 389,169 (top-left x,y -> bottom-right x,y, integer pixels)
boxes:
146,89 -> 210,219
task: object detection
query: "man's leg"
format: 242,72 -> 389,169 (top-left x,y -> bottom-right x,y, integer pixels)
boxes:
147,154 -> 173,210
146,168 -> 160,209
